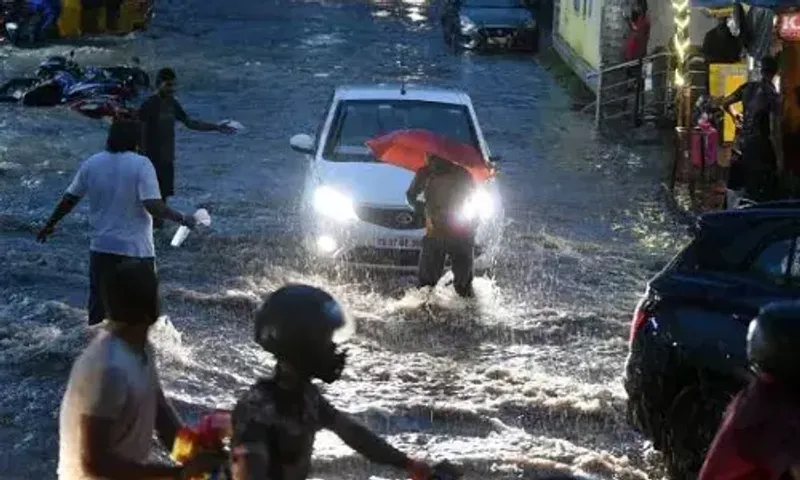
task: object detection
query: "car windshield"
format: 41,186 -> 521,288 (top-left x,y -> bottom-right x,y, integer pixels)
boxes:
323,100 -> 480,162
462,0 -> 523,8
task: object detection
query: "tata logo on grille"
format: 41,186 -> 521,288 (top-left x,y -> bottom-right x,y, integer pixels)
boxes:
395,212 -> 414,225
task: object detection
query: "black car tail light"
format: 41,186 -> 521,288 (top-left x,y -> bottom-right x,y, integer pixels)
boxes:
630,296 -> 650,345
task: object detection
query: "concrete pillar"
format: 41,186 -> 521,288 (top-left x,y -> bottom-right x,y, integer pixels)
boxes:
600,0 -> 631,66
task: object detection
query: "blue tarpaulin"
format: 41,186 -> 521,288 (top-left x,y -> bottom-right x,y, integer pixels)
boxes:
691,0 -> 800,8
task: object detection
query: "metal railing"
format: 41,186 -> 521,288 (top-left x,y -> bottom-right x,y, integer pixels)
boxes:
583,51 -> 674,130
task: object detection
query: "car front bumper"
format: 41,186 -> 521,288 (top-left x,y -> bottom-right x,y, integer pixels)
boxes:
303,211 -> 498,272
459,25 -> 538,50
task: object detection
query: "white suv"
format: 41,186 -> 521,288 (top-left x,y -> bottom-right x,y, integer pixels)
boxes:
290,84 -> 504,271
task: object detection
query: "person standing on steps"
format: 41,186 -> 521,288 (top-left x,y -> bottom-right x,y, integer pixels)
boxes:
721,56 -> 782,208
138,68 -> 236,229
36,119 -> 197,326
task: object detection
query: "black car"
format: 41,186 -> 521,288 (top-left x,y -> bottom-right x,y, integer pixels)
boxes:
440,0 -> 540,52
624,201 -> 800,478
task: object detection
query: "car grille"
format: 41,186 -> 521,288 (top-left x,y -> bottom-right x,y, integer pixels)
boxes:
356,206 -> 425,230
343,247 -> 421,267
481,27 -> 516,37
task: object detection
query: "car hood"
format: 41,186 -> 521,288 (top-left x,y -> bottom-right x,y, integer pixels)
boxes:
461,7 -> 532,26
318,161 -> 415,207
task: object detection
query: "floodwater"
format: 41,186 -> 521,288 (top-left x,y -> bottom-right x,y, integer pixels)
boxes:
0,0 -> 688,478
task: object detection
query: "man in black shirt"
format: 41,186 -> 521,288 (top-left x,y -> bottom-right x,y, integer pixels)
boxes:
721,56 -> 782,206
138,68 -> 234,228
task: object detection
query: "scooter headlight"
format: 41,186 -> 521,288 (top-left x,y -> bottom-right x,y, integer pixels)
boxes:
313,186 -> 357,222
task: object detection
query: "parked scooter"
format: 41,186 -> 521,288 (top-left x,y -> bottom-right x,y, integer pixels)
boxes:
0,52 -> 147,120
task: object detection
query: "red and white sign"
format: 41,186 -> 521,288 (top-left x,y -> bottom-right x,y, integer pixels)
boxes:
779,13 -> 800,42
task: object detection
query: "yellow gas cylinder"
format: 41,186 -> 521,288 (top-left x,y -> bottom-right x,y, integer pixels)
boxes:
57,0 -> 83,38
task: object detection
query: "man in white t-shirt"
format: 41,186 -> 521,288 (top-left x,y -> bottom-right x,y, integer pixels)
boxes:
37,119 -> 197,325
58,260 -> 224,480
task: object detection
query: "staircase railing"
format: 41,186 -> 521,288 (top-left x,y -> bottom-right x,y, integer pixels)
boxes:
583,51 -> 674,130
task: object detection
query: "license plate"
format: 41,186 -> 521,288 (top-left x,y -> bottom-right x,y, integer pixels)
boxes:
375,237 -> 421,249
489,36 -> 510,45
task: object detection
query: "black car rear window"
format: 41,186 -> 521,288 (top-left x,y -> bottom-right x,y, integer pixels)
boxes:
675,234 -> 740,273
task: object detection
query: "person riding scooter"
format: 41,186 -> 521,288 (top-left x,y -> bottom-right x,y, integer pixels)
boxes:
699,301 -> 800,479
406,154 -> 477,298
230,284 -> 462,480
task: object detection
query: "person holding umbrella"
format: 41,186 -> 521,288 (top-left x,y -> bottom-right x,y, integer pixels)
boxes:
406,154 -> 478,298
366,129 -> 494,299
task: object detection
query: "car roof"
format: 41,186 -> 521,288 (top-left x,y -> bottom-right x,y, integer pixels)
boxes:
333,84 -> 472,105
694,201 -> 800,234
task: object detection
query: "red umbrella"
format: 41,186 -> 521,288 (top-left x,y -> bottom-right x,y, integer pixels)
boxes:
365,129 -> 495,182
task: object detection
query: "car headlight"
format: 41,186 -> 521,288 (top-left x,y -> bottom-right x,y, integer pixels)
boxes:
312,186 -> 357,222
459,14 -> 476,32
459,187 -> 497,222
6,22 -> 18,31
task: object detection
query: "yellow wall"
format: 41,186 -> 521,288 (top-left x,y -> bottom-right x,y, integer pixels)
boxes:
709,63 -> 747,142
559,0 -> 603,69
58,0 -> 150,38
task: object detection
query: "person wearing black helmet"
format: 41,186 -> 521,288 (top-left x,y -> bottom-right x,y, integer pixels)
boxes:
699,301 -> 800,479
229,284 -> 461,480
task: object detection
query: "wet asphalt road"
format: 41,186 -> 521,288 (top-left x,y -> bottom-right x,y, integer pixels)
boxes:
0,0 -> 687,478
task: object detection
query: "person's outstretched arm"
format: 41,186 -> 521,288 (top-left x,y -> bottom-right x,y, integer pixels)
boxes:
721,84 -> 746,120
174,100 -> 234,133
37,162 -> 88,242
327,405 -> 431,478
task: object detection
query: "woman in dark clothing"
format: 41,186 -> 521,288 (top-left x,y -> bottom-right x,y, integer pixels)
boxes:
721,56 -> 782,207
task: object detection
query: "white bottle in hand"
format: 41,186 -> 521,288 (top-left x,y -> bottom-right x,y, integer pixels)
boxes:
171,209 -> 211,247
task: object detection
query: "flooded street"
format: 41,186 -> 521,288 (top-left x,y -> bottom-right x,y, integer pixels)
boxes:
0,0 -> 687,478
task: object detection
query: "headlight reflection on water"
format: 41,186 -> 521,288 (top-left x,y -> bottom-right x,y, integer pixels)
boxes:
313,186 -> 358,222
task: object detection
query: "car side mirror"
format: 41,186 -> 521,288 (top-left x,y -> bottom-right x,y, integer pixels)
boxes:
290,134 -> 314,154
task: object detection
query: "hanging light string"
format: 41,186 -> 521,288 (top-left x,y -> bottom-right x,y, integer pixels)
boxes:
672,0 -> 691,87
